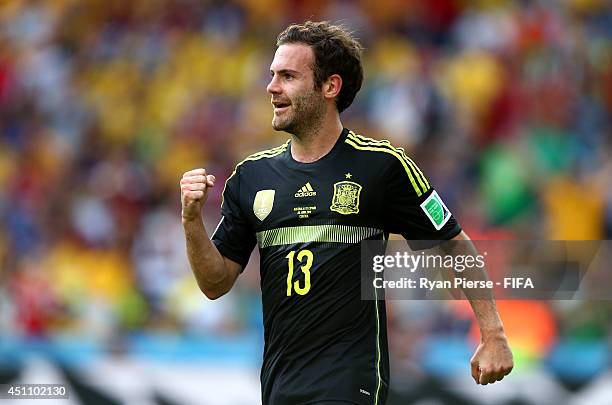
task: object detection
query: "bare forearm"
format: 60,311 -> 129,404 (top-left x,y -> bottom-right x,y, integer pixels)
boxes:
438,231 -> 513,383
183,216 -> 232,299
443,232 -> 505,339
468,298 -> 505,341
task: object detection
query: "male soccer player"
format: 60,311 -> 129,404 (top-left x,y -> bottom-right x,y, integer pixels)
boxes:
180,21 -> 513,405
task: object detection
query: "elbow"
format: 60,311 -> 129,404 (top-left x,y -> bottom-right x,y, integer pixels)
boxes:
200,285 -> 227,300
452,230 -> 470,241
193,260 -> 239,300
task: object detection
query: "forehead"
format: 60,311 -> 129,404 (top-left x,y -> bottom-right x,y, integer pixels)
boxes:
270,43 -> 314,73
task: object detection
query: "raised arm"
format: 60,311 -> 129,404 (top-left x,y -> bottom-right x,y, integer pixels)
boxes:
180,168 -> 241,300
444,231 -> 514,385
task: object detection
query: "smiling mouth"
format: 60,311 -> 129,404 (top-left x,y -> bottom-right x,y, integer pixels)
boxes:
274,106 -> 289,114
272,101 -> 291,112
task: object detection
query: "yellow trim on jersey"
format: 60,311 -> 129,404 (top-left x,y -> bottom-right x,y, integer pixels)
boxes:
374,228 -> 387,404
242,142 -> 289,161
374,285 -> 382,405
256,224 -> 383,248
347,131 -> 429,193
345,134 -> 425,197
221,141 -> 289,208
348,131 -> 429,187
347,131 -> 430,192
397,146 -> 430,190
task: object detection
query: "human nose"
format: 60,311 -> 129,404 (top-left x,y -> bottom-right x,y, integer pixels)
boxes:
267,74 -> 280,94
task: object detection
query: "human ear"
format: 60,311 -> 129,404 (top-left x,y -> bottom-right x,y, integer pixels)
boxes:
323,74 -> 342,100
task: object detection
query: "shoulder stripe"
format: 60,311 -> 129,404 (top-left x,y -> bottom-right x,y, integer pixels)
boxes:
239,146 -> 287,165
241,141 -> 290,162
397,146 -> 430,189
348,132 -> 430,192
345,136 -> 422,196
231,141 -> 289,174
221,141 -> 289,207
349,132 -> 429,189
345,134 -> 425,196
348,131 -> 429,190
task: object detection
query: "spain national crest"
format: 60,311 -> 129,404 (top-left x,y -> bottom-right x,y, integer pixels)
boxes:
330,181 -> 362,215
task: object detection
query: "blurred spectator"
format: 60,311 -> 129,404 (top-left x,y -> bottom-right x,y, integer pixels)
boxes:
0,1 -> 610,396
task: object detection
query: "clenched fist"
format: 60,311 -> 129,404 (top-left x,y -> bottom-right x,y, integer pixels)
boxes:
180,168 -> 216,222
470,335 -> 514,385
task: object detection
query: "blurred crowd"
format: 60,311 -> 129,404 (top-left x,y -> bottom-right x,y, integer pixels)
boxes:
0,0 -> 611,387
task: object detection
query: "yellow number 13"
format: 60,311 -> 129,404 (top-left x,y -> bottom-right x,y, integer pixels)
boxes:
285,249 -> 313,296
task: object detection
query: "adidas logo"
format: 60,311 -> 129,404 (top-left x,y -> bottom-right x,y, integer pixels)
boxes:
294,182 -> 317,197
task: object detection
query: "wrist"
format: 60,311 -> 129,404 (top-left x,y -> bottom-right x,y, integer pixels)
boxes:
480,326 -> 507,343
181,213 -> 202,225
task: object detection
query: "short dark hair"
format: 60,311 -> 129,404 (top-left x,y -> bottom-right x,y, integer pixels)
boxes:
276,21 -> 364,113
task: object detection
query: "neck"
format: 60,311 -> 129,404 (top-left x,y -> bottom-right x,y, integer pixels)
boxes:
290,114 -> 343,163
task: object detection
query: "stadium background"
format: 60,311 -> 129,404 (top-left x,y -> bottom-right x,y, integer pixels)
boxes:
0,0 -> 610,404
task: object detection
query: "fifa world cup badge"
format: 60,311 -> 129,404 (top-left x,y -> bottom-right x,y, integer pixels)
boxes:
330,181 -> 362,215
253,189 -> 275,221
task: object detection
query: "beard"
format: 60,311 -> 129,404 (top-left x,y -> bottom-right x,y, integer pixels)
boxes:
271,89 -> 325,138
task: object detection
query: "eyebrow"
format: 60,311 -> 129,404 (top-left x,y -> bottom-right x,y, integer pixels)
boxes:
270,68 -> 301,76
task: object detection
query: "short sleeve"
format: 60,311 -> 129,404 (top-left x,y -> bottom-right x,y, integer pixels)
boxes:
211,166 -> 256,269
383,156 -> 461,249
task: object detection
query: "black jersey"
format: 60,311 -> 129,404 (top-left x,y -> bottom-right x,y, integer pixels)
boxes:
212,128 -> 461,405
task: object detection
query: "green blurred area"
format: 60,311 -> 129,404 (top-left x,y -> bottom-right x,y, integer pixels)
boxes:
0,0 -> 610,385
